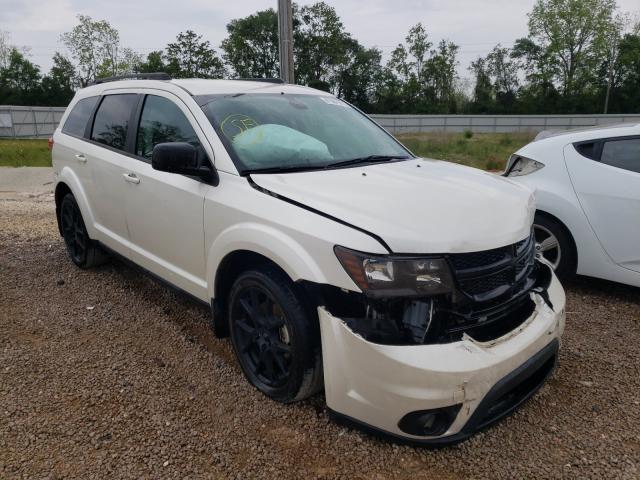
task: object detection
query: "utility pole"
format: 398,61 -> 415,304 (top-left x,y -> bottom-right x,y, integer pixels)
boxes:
277,0 -> 294,84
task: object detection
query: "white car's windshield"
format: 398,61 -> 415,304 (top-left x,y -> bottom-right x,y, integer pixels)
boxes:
198,93 -> 411,173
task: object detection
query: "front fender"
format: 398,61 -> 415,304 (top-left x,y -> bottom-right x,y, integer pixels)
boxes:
206,222 -> 356,300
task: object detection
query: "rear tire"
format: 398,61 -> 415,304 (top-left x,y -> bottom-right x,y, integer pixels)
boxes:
59,193 -> 108,269
228,265 -> 323,403
534,213 -> 576,280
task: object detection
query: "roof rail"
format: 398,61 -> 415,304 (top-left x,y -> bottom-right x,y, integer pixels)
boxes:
236,78 -> 284,84
90,72 -> 172,85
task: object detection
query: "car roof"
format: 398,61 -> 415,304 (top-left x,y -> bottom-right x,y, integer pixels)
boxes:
533,122 -> 640,142
76,78 -> 331,98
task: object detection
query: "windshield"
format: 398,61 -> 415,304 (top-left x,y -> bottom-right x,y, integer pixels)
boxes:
199,93 -> 411,173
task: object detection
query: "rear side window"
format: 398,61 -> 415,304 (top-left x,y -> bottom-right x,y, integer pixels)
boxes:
62,96 -> 99,137
601,138 -> 640,174
136,95 -> 200,159
574,142 -> 598,160
91,94 -> 138,151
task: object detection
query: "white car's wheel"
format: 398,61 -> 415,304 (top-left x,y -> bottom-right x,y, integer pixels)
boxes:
534,224 -> 561,270
533,213 -> 576,279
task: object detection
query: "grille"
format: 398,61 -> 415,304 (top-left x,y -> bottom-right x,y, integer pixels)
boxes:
449,232 -> 536,302
458,269 -> 511,296
449,247 -> 510,271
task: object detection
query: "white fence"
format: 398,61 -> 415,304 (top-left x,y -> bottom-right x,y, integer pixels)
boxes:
370,114 -> 640,134
1,105 -> 639,138
0,106 -> 66,138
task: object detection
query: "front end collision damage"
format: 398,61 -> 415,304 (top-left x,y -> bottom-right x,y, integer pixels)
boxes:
315,263 -> 565,445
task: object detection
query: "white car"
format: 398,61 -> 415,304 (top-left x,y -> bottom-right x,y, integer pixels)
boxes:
52,74 -> 565,445
505,124 -> 640,287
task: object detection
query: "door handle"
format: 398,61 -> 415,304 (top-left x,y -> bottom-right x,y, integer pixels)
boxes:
75,153 -> 87,163
122,173 -> 140,184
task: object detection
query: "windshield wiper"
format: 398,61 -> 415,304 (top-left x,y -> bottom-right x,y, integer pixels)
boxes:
244,155 -> 412,175
326,155 -> 411,169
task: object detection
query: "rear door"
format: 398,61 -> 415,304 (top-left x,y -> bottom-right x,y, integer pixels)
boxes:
121,92 -> 211,300
564,136 -> 640,272
56,95 -> 100,211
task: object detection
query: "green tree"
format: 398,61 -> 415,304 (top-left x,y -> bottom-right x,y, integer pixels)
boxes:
41,52 -> 76,106
387,23 -> 432,96
406,23 -> 431,83
605,30 -> 640,113
423,40 -> 459,112
384,24 -> 459,113
164,30 -> 225,79
469,57 -> 495,113
334,40 -> 383,110
0,48 -> 42,105
511,37 -> 560,112
294,2 -> 351,88
469,45 -> 519,113
61,15 -> 120,86
221,9 -> 280,78
97,47 -> 143,78
528,0 -> 617,104
138,51 -> 167,73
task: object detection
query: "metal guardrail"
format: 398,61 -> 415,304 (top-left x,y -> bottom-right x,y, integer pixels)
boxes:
1,106 -> 639,139
369,114 -> 640,134
0,106 -> 66,139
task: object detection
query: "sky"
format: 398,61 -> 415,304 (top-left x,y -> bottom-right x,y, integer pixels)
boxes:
1,0 -> 639,82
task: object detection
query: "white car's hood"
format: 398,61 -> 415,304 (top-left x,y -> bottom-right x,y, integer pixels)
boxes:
251,158 -> 535,253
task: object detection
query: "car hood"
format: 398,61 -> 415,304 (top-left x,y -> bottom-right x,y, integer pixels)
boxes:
251,158 -> 535,253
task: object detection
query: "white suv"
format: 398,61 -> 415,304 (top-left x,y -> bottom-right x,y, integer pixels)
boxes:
52,74 -> 565,445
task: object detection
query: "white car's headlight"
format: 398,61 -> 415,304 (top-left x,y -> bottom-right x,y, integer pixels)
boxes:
504,155 -> 545,177
334,246 -> 454,298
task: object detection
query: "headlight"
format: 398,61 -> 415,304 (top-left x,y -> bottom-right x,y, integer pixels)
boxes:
504,155 -> 545,177
334,246 -> 454,298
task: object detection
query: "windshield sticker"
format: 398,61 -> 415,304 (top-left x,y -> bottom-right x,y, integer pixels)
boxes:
320,97 -> 348,107
220,114 -> 260,140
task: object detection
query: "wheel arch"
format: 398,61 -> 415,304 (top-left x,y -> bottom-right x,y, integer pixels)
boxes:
54,168 -> 97,238
206,225 -> 323,338
211,249 -> 316,338
54,182 -> 73,236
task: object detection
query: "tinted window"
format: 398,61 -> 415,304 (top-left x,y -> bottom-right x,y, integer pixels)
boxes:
575,142 -> 598,160
62,96 -> 99,137
136,95 -> 200,159
91,94 -> 138,151
601,138 -> 640,174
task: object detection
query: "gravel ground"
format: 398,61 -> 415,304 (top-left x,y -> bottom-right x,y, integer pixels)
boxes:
1,189 -> 639,479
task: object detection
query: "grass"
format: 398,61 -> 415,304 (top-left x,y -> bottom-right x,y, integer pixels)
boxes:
0,132 -> 535,171
0,139 -> 52,167
396,132 -> 536,171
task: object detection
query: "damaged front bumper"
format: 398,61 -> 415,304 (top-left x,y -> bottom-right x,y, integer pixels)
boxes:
318,270 -> 565,446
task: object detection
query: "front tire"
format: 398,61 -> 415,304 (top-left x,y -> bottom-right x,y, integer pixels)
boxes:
534,213 -> 576,279
59,193 -> 108,268
228,265 -> 323,403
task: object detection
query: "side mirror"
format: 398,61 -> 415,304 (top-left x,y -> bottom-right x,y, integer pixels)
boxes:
151,142 -> 217,184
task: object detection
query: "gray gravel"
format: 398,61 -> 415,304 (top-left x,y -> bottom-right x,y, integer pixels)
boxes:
1,193 -> 639,479
0,167 -> 54,195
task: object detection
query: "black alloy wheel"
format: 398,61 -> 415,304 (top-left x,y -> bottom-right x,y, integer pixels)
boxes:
228,266 -> 323,403
59,193 -> 107,268
232,285 -> 292,388
60,194 -> 89,265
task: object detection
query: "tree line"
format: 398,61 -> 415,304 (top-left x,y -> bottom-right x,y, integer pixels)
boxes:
0,0 -> 638,114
